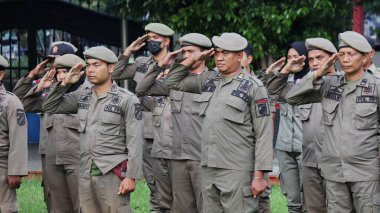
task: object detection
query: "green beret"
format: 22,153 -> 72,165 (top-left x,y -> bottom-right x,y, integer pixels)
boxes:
212,33 -> 248,51
0,55 -> 9,69
338,31 -> 372,53
83,46 -> 118,64
179,33 -> 212,48
305,38 -> 337,54
145,23 -> 174,36
50,41 -> 78,53
54,54 -> 85,68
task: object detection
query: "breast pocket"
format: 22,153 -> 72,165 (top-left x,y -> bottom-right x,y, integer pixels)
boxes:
223,96 -> 247,124
321,100 -> 339,126
45,115 -> 54,129
353,103 -> 378,129
193,92 -> 213,116
299,104 -> 313,121
62,114 -> 80,130
77,110 -> 88,133
152,106 -> 164,127
169,90 -> 183,113
99,113 -> 122,136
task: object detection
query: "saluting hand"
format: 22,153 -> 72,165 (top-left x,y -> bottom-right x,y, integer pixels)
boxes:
313,53 -> 338,80
266,57 -> 286,74
158,48 -> 182,67
28,59 -> 51,78
62,63 -> 84,86
7,176 -> 21,189
35,69 -> 56,92
118,178 -> 136,195
123,34 -> 148,57
181,48 -> 215,67
281,55 -> 306,74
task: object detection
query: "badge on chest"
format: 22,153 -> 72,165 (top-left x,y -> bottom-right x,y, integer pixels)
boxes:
202,78 -> 217,92
324,86 -> 343,101
231,80 -> 253,103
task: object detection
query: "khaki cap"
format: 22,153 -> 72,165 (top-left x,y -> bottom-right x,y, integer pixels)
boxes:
179,33 -> 212,48
54,54 -> 85,68
338,31 -> 372,53
145,23 -> 174,36
212,33 -> 248,51
305,38 -> 337,54
0,55 -> 9,69
83,46 -> 118,63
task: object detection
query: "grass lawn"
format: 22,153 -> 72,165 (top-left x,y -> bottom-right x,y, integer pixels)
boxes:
17,174 -> 287,213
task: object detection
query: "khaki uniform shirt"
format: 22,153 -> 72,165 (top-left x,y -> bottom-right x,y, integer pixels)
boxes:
267,71 -> 326,167
367,63 -> 380,78
112,55 -> 158,139
42,82 -> 144,179
0,84 -> 28,176
13,76 -> 48,154
286,72 -> 380,182
22,84 -> 81,165
165,64 -> 273,171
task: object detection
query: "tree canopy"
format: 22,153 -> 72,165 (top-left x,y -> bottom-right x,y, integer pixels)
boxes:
114,0 -> 353,65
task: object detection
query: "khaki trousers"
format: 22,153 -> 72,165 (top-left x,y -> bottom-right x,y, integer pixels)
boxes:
153,158 -> 172,213
201,167 -> 258,213
303,166 -> 326,213
326,179 -> 379,213
0,175 -> 19,213
143,139 -> 160,212
79,172 -> 131,213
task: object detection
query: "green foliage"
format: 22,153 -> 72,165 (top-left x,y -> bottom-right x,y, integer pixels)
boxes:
115,0 -> 352,60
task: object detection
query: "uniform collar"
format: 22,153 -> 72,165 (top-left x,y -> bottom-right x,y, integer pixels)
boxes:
108,81 -> 119,94
339,71 -> 372,88
0,84 -> 5,95
366,63 -> 377,74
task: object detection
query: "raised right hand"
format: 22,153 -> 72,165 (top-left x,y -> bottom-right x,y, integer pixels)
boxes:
62,63 -> 84,86
313,53 -> 338,80
35,69 -> 56,92
123,34 -> 148,57
28,59 -> 50,78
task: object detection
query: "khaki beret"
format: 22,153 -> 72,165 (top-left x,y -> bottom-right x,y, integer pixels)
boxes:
179,33 -> 212,48
145,23 -> 174,36
50,41 -> 78,53
83,46 -> 118,64
338,31 -> 372,53
305,38 -> 337,54
0,55 -> 9,69
212,33 -> 248,51
54,54 -> 85,68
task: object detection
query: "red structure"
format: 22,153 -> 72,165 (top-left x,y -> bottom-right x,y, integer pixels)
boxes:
352,0 -> 364,34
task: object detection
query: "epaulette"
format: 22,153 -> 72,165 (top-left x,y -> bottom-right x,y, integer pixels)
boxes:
118,87 -> 134,96
247,75 -> 264,87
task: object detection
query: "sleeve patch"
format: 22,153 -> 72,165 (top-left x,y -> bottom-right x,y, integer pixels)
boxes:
255,99 -> 270,117
16,109 -> 26,126
134,103 -> 143,120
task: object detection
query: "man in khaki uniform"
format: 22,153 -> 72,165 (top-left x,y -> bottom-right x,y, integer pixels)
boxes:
22,54 -> 87,212
0,55 -> 28,213
267,38 -> 338,213
42,46 -> 143,213
13,41 -> 77,212
135,65 -> 173,212
137,33 -> 213,212
112,23 -> 174,212
286,31 -> 380,213
165,33 -> 273,212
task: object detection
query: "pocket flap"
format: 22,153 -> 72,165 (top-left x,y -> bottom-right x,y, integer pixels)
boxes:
322,100 -> 339,114
62,115 -> 80,129
193,92 -> 213,103
355,103 -> 377,117
45,115 -> 53,129
227,96 -> 246,112
169,90 -> 184,101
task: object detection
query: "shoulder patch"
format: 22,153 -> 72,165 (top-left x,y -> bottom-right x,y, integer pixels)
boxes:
255,99 -> 270,117
134,103 -> 143,120
16,109 -> 26,126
